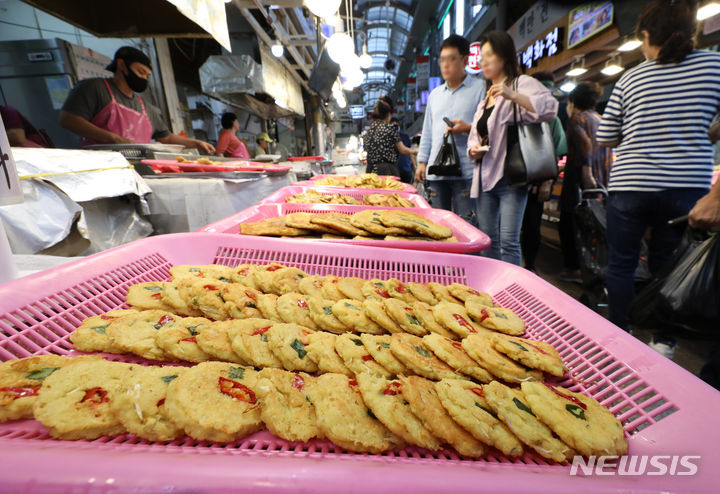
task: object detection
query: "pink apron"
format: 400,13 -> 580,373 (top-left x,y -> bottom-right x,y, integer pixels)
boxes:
229,140 -> 250,159
81,79 -> 154,146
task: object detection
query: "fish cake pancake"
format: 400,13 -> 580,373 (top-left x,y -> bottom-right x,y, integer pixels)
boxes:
195,320 -> 246,364
359,334 -> 409,376
310,373 -> 402,453
227,319 -> 283,368
412,302 -> 456,339
337,276 -> 367,301
492,335 -> 566,377
386,278 -> 419,304
398,375 -> 486,457
155,317 -> 213,363
521,382 -> 628,457
447,283 -> 493,305
434,378 -> 524,457
33,359 -> 137,440
422,333 -> 493,383
335,333 -> 391,377
230,264 -> 259,287
276,293 -> 319,330
126,282 -> 173,311
256,293 -> 282,321
106,310 -> 177,361
349,210 -> 410,236
307,296 -> 349,334
266,323 -> 318,372
383,298 -> 428,336
406,282 -> 438,305
0,355 -> 100,422
331,299 -> 385,334
256,369 -> 320,442
161,281 -> 204,317
483,381 -> 575,463
284,212 -> 338,234
310,213 -> 370,237
164,362 -> 262,442
361,279 -> 392,300
468,305 -> 526,336
270,267 -> 309,295
389,333 -> 460,381
217,283 -> 263,319
356,373 -> 441,450
321,275 -> 345,301
363,298 -> 403,333
298,275 -> 326,299
432,302 -> 485,338
169,265 -> 234,282
378,210 -> 452,239
240,218 -> 311,237
305,332 -> 353,376
462,333 -> 543,384
175,278 -> 234,321
427,282 -> 462,304
70,309 -> 138,353
111,365 -> 189,441
247,263 -> 286,292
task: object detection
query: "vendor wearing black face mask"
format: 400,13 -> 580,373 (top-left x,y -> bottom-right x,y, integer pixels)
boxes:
59,46 -> 214,153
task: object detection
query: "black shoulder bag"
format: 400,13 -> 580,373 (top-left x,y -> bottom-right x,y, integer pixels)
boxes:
504,78 -> 558,187
427,131 -> 462,177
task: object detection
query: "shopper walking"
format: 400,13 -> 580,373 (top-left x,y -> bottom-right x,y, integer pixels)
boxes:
560,82 -> 612,281
364,96 -> 417,176
467,31 -> 558,266
597,0 -> 720,331
416,34 -> 485,226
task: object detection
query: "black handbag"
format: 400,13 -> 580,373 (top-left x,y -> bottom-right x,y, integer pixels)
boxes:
504,79 -> 558,187
427,131 -> 462,177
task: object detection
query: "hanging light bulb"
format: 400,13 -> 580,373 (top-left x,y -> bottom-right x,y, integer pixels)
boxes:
618,36 -> 642,52
560,80 -> 577,93
359,44 -> 373,69
342,66 -> 365,88
340,54 -> 361,72
327,32 -> 355,64
601,55 -> 624,76
566,58 -> 588,77
271,40 -> 284,58
697,1 -> 720,20
305,0 -> 341,19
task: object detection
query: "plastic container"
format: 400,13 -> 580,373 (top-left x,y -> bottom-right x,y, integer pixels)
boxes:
293,180 -> 418,193
196,204 -> 489,253
258,185 -> 431,208
141,159 -> 292,173
309,174 -> 401,181
0,233 -> 717,493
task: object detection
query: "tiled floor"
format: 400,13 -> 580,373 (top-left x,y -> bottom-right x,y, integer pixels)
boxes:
532,226 -> 713,379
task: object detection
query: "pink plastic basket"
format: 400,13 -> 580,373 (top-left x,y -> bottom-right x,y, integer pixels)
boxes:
309,173 -> 401,181
141,159 -> 292,173
258,185 -> 431,208
293,179 -> 418,193
196,203 -> 489,253
0,234 -> 718,493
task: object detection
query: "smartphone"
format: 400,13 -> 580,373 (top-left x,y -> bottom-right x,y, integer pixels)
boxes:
443,117 -> 455,127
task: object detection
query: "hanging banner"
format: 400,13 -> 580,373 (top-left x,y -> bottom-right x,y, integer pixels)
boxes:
416,55 -> 430,92
165,0 -> 231,52
567,2 -> 614,49
406,77 -> 417,113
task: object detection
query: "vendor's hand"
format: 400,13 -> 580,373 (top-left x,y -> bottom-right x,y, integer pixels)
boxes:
446,119 -> 471,134
195,140 -> 215,154
415,162 -> 426,184
111,134 -> 134,144
538,180 -> 553,202
469,144 -> 487,161
488,80 -> 515,101
689,191 -> 720,231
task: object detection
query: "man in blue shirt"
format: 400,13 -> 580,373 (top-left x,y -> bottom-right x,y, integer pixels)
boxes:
391,117 -> 414,183
415,35 -> 485,225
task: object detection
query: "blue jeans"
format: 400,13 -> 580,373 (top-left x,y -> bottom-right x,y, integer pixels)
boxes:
606,188 -> 707,330
426,179 -> 477,226
476,177 -> 529,265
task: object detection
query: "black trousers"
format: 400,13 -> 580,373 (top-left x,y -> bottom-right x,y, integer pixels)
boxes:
521,190 -> 543,270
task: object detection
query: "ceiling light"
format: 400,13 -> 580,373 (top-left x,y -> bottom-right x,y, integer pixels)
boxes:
305,0 -> 341,19
271,40 -> 284,58
342,67 -> 365,88
560,80 -> 576,93
697,2 -> 720,20
601,55 -> 624,76
359,44 -> 373,69
327,32 -> 354,64
340,54 -> 361,72
618,38 -> 642,52
566,57 -> 587,77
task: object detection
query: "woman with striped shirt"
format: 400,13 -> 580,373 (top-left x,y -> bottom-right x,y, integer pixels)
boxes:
597,0 -> 720,331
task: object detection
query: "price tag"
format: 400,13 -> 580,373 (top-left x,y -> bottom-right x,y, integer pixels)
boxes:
0,113 -> 23,206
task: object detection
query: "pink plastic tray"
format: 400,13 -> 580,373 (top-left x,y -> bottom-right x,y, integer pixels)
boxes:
0,234 -> 718,493
258,185 -> 431,208
196,203 -> 489,253
310,173 -> 401,181
294,178 -> 417,193
141,159 -> 292,173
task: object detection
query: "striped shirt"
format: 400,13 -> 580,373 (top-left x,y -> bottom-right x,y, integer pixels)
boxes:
597,50 -> 720,192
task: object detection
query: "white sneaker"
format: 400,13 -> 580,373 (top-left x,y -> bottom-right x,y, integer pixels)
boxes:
648,338 -> 676,360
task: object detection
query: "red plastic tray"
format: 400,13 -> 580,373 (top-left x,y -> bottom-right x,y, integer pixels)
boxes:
141,159 -> 292,173
258,185 -> 431,208
287,156 -> 326,162
196,203 -> 489,253
0,234 -> 718,493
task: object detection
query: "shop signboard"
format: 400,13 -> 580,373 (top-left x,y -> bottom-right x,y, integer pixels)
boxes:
406,77 -> 417,112
567,2 -> 614,49
466,41 -> 482,75
349,105 -> 366,119
519,26 -> 564,70
508,0 -> 570,49
416,55 -> 430,92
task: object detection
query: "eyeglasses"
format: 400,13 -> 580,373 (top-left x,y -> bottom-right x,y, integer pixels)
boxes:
439,55 -> 462,64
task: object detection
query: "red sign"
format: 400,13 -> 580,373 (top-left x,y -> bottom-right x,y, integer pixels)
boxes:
467,42 -> 482,74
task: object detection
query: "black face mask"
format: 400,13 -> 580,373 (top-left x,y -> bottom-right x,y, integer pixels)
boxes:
123,67 -> 148,93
